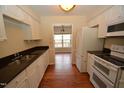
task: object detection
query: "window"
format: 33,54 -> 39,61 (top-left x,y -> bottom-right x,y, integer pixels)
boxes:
54,34 -> 71,48
54,34 -> 62,48
63,34 -> 71,47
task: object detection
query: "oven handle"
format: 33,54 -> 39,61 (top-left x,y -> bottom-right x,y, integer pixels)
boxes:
94,58 -> 118,72
91,66 -> 114,87
94,58 -> 108,67
93,63 -> 118,73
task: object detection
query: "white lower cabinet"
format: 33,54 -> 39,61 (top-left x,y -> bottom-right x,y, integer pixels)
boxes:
16,78 -> 29,88
87,53 -> 94,77
5,49 -> 49,88
36,57 -> 44,84
5,70 -> 27,88
27,69 -> 38,88
26,61 -> 38,88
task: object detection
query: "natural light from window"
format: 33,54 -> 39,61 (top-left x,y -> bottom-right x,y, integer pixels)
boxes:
54,34 -> 71,48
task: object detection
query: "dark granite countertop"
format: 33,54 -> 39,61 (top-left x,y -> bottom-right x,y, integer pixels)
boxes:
88,48 -> 111,55
0,46 -> 49,88
96,54 -> 124,67
88,49 -> 124,69
88,51 -> 106,55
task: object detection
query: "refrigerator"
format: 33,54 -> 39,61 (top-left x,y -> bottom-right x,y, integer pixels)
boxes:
75,27 -> 104,72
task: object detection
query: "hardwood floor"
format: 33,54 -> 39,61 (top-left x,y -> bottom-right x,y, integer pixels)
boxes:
39,53 -> 94,88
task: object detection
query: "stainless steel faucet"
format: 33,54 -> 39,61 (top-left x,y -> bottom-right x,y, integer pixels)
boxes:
12,53 -> 22,61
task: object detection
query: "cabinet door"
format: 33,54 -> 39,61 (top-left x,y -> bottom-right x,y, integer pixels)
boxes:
0,11 -> 7,41
22,10 -> 31,25
106,6 -> 124,25
27,69 -> 38,88
44,50 -> 49,69
5,70 -> 27,88
16,78 -> 29,88
31,19 -> 40,40
2,5 -> 24,22
26,61 -> 39,88
36,50 -> 49,83
1,5 -> 32,25
98,13 -> 107,38
35,56 -> 44,86
87,53 -> 94,77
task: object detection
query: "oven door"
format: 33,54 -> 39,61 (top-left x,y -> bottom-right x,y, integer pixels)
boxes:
93,56 -> 118,83
90,67 -> 114,88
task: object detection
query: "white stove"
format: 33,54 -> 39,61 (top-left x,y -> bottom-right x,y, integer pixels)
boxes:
90,45 -> 124,88
111,45 -> 124,59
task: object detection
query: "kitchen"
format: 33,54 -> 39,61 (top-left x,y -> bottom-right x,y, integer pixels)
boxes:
0,5 -> 124,88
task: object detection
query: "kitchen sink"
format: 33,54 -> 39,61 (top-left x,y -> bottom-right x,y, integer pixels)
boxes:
20,55 -> 36,61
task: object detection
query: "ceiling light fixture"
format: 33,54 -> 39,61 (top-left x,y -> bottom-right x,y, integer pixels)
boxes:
59,5 -> 75,12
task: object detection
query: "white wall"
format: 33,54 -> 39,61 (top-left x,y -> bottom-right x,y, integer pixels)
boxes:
104,37 -> 124,49
0,19 -> 41,58
40,16 -> 87,64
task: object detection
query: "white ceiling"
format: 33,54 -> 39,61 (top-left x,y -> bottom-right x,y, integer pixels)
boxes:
30,5 -> 112,19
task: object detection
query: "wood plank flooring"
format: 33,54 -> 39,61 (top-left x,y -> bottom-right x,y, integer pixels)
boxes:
39,53 -> 94,88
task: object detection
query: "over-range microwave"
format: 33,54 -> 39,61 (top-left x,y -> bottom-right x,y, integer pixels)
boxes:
107,22 -> 124,36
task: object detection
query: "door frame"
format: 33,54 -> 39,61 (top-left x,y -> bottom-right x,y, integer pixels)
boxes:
52,23 -> 74,64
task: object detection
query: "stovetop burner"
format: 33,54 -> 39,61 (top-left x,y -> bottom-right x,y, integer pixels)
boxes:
96,54 -> 124,67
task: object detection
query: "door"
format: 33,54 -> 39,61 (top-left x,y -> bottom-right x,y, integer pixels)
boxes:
53,25 -> 72,53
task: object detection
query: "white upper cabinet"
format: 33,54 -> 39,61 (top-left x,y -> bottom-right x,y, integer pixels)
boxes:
0,8 -> 7,41
88,5 -> 124,38
23,17 -> 41,40
1,5 -> 34,25
106,6 -> 124,25
88,13 -> 107,38
1,6 -> 25,23
21,10 -> 31,24
0,5 -> 41,41
30,19 -> 41,40
97,12 -> 108,38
